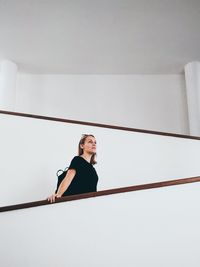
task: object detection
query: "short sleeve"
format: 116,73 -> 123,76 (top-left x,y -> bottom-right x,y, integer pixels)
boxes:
68,156 -> 80,171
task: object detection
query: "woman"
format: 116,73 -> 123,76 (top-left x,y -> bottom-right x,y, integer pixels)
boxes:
47,134 -> 98,203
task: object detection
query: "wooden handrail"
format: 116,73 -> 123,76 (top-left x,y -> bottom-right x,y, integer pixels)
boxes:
0,109 -> 200,140
1,176 -> 200,212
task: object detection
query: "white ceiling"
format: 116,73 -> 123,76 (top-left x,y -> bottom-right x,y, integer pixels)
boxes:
0,0 -> 200,74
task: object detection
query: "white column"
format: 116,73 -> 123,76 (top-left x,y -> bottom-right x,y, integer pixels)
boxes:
0,60 -> 18,110
184,61 -> 200,136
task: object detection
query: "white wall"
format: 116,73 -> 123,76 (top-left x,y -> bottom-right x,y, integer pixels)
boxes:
1,181 -> 200,267
15,74 -> 189,135
0,113 -> 200,207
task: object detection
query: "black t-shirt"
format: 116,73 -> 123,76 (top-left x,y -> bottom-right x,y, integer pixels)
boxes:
62,156 -> 99,196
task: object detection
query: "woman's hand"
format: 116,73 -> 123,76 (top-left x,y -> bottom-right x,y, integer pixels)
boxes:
47,193 -> 62,203
47,169 -> 76,203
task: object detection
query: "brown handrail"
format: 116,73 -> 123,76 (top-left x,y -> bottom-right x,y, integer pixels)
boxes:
1,176 -> 200,212
0,109 -> 200,140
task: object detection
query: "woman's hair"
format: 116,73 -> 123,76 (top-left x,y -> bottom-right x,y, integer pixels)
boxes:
78,134 -> 97,165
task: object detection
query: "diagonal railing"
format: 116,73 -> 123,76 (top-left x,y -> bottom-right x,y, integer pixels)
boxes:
1,176 -> 200,212
0,109 -> 200,140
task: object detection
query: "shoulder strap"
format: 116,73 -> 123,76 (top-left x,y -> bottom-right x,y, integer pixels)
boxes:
56,167 -> 69,177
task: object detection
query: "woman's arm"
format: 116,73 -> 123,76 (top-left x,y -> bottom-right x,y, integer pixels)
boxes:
47,169 -> 76,203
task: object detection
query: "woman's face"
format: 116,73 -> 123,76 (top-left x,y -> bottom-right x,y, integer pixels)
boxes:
81,136 -> 97,154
